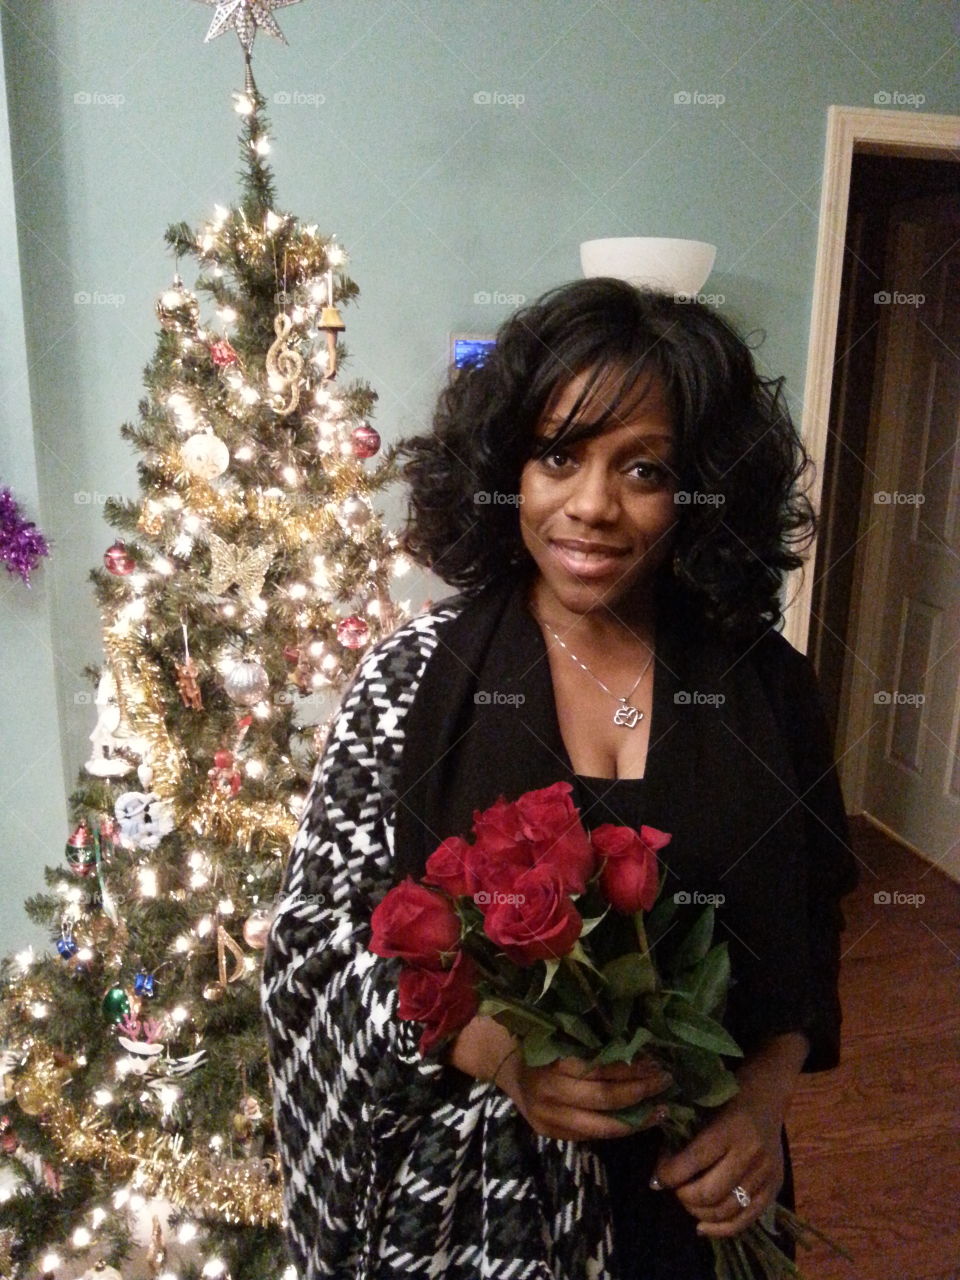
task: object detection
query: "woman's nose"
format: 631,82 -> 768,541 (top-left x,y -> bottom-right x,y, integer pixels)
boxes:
563,464 -> 619,525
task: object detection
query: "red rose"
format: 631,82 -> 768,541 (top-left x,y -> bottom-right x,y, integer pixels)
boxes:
514,781 -> 595,893
469,785 -> 595,903
370,879 -> 461,968
397,951 -> 479,1054
424,836 -> 474,898
483,864 -> 582,966
592,824 -> 671,914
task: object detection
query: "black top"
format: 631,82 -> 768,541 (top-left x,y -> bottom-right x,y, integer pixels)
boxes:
574,774 -> 793,1280
574,775 -> 716,1280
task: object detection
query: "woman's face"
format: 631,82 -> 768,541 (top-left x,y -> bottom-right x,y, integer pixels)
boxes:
518,367 -> 679,621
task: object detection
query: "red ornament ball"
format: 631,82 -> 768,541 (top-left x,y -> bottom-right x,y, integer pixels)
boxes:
351,424 -> 381,459
209,338 -> 239,367
103,541 -> 135,576
213,749 -> 234,771
336,615 -> 369,650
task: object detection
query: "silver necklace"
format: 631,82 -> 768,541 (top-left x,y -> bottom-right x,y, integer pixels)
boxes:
540,621 -> 653,729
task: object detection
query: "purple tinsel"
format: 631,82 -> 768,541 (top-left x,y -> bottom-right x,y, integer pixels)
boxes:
0,486 -> 50,585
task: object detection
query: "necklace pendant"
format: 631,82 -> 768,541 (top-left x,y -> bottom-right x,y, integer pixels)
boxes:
613,702 -> 642,729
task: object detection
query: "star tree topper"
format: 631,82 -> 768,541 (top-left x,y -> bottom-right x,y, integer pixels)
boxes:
198,0 -> 303,53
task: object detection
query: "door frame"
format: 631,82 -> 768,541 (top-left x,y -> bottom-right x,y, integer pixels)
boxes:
783,105 -> 960,657
787,106 -> 960,813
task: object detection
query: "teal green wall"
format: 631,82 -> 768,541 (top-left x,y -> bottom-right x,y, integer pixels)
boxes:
0,1 -> 956,948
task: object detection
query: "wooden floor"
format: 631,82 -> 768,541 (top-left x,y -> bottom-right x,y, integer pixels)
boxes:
788,816 -> 960,1280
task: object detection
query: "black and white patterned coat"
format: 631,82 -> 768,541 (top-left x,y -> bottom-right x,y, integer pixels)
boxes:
261,605 -> 614,1280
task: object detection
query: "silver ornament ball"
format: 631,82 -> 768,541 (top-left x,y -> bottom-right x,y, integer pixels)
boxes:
224,659 -> 270,706
339,494 -> 371,530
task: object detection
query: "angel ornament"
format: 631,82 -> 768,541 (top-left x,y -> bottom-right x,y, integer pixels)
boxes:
84,670 -> 138,778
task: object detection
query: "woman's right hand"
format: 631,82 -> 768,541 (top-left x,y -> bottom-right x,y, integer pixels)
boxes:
449,1015 -> 672,1141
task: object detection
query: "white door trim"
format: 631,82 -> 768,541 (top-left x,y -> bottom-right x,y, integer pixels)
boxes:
782,105 -> 960,655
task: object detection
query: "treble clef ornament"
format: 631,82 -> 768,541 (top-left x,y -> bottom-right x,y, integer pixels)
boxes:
265,312 -> 304,417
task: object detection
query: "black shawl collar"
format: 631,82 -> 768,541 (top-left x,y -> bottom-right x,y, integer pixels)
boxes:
391,576 -> 817,1051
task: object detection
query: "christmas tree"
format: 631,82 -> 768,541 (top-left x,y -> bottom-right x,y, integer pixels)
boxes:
0,7 -> 409,1277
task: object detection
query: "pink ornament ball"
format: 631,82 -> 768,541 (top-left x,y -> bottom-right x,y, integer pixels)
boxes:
103,541 -> 135,576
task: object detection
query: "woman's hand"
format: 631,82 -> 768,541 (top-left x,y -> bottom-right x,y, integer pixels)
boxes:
501,1051 -> 673,1141
650,1031 -> 809,1237
448,1015 -> 672,1141
650,1091 -> 784,1236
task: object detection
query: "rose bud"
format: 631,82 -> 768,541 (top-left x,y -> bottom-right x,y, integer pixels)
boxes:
397,951 -> 479,1055
592,824 -> 671,914
483,864 -> 582,966
370,879 -> 462,968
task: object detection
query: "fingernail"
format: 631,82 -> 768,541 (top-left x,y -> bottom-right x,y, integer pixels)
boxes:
649,1174 -> 663,1191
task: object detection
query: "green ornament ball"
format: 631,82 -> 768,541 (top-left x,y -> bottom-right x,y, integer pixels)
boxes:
101,986 -> 131,1023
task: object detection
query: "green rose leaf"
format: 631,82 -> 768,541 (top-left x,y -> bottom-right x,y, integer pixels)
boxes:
687,943 -> 732,1016
554,1012 -> 602,1048
664,1005 -> 743,1057
693,1066 -> 740,1108
602,952 -> 658,998
671,906 -> 715,972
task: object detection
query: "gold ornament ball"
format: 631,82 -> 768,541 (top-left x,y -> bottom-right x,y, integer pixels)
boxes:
242,911 -> 273,950
14,1076 -> 54,1117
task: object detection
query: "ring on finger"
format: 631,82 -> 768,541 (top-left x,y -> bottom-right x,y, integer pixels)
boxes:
732,1184 -> 751,1209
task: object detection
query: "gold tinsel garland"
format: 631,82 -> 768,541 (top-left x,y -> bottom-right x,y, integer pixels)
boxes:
14,1053 -> 282,1226
103,624 -> 184,796
188,788 -> 297,849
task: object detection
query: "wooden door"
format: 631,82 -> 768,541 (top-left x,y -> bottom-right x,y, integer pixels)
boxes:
851,195 -> 960,879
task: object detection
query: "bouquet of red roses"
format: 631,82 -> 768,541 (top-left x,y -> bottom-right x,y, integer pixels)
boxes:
370,782 -> 849,1279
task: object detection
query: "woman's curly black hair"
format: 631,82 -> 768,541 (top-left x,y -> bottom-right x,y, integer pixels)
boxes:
400,277 -> 816,640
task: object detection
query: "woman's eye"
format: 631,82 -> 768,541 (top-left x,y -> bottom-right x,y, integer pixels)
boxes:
539,447 -> 572,470
628,460 -> 666,484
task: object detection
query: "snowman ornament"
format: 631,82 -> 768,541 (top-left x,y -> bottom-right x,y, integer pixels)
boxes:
114,789 -> 174,851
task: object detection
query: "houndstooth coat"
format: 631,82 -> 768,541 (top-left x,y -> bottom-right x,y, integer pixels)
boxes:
261,602 -> 615,1280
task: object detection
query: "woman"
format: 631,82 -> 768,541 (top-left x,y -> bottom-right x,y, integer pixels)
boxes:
262,278 -> 859,1280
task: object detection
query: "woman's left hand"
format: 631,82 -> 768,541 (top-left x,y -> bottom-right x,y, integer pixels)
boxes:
650,1090 -> 784,1237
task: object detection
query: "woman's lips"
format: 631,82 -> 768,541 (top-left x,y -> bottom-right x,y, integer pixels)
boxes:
548,539 -> 630,580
